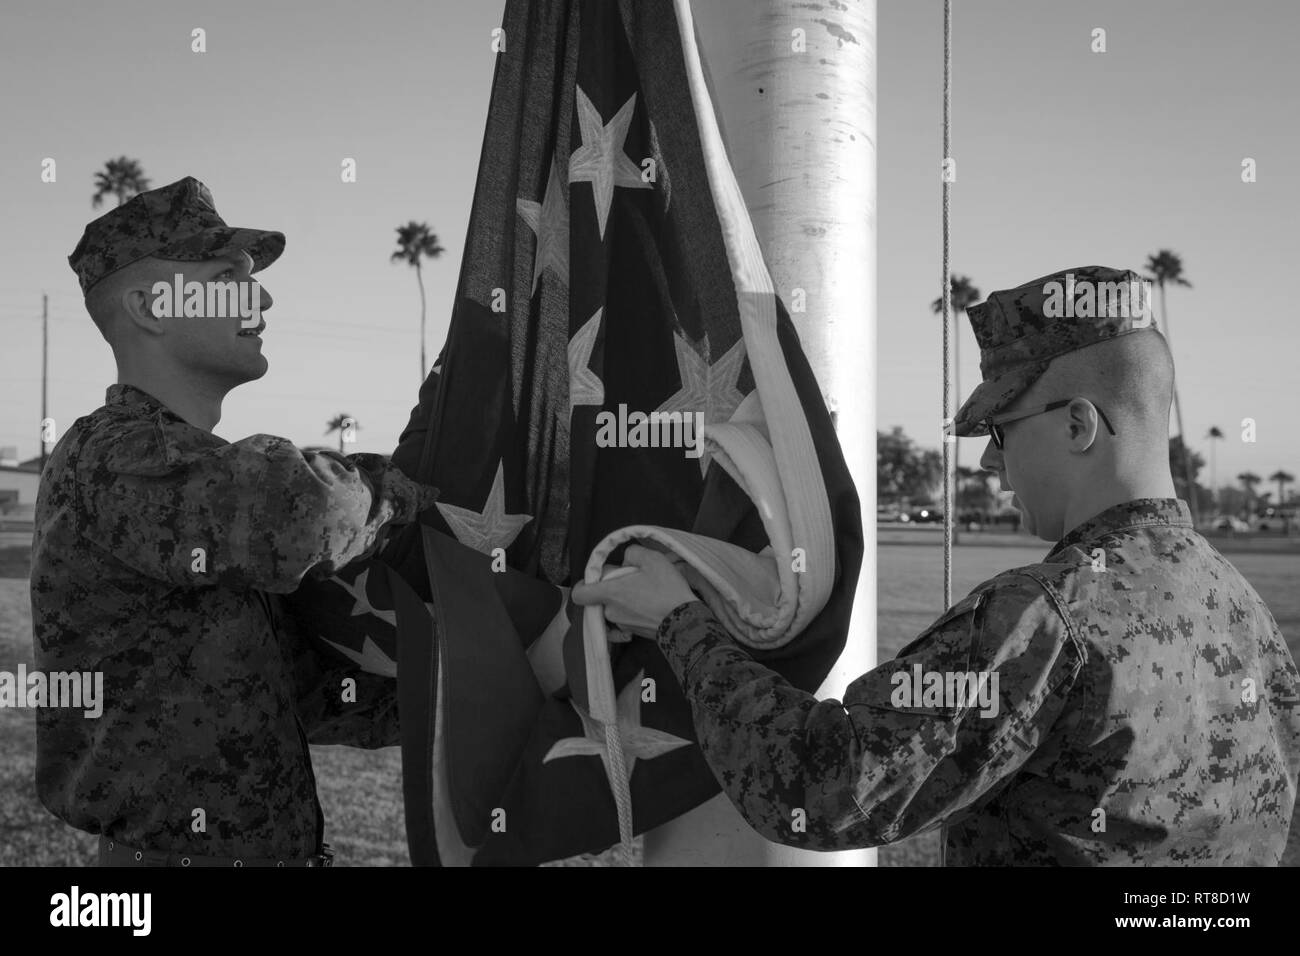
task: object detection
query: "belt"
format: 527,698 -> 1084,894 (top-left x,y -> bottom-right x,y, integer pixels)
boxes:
98,836 -> 334,868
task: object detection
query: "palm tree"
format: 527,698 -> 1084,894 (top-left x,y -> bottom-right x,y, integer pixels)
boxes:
1268,470 -> 1295,532
931,275 -> 983,427
1145,250 -> 1195,524
1205,426 -> 1223,512
390,222 -> 445,381
325,413 -> 358,454
91,157 -> 151,208
1237,471 -> 1261,516
931,276 -> 982,543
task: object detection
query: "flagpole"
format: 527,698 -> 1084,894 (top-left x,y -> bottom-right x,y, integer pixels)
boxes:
644,0 -> 877,867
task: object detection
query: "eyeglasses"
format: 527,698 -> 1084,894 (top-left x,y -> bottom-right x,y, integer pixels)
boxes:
985,399 -> 1115,450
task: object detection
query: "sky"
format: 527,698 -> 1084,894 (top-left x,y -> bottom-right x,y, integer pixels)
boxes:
877,0 -> 1299,497
1,0 -> 1296,498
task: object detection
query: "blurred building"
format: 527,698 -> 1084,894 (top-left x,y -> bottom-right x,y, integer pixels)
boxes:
0,447 -> 42,528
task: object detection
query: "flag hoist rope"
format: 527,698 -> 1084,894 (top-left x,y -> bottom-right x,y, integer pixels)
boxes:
939,0 -> 954,870
941,0 -> 954,614
583,567 -> 637,868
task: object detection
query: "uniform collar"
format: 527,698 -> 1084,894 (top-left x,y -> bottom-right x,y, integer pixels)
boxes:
1048,497 -> 1193,558
105,383 -> 185,423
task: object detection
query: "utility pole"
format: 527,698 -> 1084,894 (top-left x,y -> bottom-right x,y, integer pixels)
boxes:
1209,439 -> 1216,513
40,293 -> 49,472
644,0 -> 876,867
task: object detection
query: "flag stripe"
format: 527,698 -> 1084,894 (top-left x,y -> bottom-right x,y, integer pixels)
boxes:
422,525 -> 545,856
389,561 -> 440,866
670,0 -> 835,629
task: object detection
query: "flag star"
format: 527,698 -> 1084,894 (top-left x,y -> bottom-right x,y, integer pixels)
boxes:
435,460 -> 533,554
543,671 -> 692,781
330,566 -> 397,627
568,87 -> 651,239
318,634 -> 396,678
569,308 -> 605,411
515,157 -> 569,294
656,333 -> 747,475
319,596 -> 439,681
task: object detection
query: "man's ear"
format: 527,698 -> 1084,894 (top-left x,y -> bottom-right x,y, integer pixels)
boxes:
1066,397 -> 1100,451
120,275 -> 167,336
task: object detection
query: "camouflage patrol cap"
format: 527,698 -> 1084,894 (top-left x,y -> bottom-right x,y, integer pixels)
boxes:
68,176 -> 285,296
953,265 -> 1157,438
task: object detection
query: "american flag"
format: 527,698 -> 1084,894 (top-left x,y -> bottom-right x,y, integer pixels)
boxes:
286,0 -> 862,866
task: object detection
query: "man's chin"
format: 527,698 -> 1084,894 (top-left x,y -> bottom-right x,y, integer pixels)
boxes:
219,355 -> 269,387
1020,508 -> 1059,542
1014,497 -> 1042,540
243,348 -> 270,378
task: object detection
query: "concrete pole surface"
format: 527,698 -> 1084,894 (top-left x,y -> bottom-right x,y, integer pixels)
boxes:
644,0 -> 877,867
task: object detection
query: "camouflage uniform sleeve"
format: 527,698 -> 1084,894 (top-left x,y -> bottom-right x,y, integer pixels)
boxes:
78,426 -> 440,594
655,576 -> 1084,850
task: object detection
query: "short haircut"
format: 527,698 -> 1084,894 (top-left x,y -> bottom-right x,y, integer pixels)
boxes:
83,256 -> 170,336
1024,328 -> 1175,444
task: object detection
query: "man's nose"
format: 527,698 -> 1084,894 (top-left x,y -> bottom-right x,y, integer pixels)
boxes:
258,283 -> 273,312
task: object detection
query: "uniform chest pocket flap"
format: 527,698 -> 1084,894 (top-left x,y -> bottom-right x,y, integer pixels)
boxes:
854,590 -> 990,720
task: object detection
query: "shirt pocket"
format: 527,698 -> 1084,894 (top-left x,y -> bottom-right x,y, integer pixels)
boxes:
898,590 -> 986,656
77,472 -> 208,587
858,591 -> 988,721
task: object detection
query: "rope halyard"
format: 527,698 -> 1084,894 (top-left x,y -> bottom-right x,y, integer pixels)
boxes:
939,0 -> 953,871
941,0 -> 953,613
603,722 -> 636,866
582,572 -> 638,866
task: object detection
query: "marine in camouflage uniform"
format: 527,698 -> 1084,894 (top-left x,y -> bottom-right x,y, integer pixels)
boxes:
31,178 -> 439,865
645,266 -> 1300,864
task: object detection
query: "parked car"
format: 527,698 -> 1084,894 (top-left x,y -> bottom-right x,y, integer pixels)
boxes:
908,508 -> 944,523
1213,516 -> 1250,533
1252,508 -> 1295,532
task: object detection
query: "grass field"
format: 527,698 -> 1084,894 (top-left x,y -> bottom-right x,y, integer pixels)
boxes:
2,541 -> 1297,866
